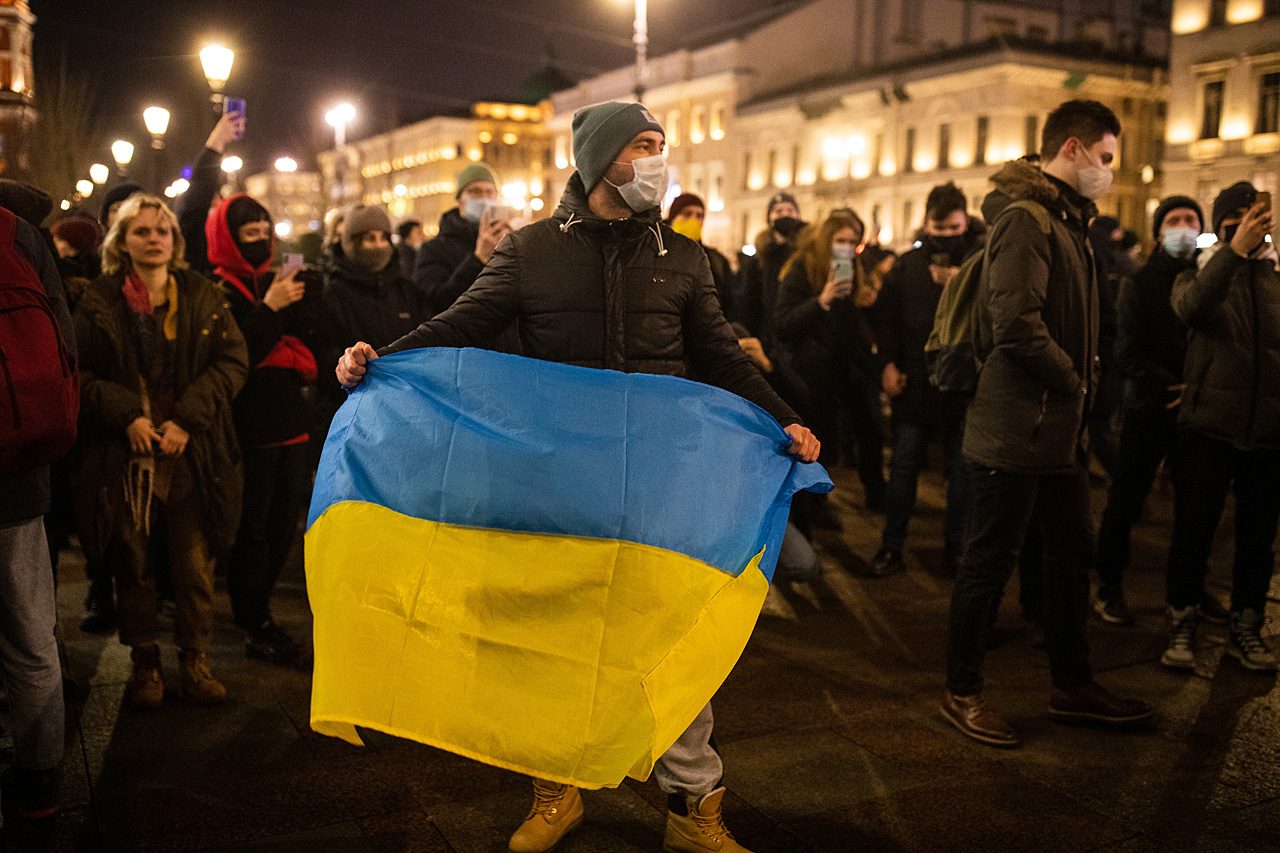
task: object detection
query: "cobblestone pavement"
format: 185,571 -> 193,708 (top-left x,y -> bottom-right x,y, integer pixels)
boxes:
5,461 -> 1278,852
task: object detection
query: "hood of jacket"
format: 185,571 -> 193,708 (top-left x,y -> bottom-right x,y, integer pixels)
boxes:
206,193 -> 273,300
981,159 -> 1097,226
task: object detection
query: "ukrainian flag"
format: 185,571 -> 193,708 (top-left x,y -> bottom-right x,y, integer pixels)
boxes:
305,348 -> 831,789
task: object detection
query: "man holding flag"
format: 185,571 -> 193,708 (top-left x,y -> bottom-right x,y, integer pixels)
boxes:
335,102 -> 818,853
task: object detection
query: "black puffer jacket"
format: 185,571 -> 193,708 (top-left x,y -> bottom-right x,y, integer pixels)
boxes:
1173,245 -> 1280,450
381,172 -> 799,427
962,160 -> 1099,474
414,208 -> 482,316
873,228 -> 983,424
1115,247 -> 1193,411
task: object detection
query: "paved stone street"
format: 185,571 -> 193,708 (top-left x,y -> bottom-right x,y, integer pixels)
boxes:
6,461 -> 1279,852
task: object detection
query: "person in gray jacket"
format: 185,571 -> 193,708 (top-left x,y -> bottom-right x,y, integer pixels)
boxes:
1162,182 -> 1280,673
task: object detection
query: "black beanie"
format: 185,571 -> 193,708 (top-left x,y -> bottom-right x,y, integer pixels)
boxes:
1151,194 -> 1204,239
226,195 -> 272,236
100,183 -> 144,226
1212,181 -> 1256,236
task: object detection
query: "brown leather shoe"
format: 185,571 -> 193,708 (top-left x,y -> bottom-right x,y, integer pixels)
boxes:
1049,682 -> 1152,724
508,779 -> 583,852
126,644 -> 164,709
941,692 -> 1018,747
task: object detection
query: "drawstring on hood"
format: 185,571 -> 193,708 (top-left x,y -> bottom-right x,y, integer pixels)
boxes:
649,223 -> 668,257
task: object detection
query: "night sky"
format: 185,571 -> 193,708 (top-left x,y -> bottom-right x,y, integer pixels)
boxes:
37,0 -> 794,184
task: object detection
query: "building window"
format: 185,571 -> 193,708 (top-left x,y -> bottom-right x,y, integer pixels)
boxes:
1209,0 -> 1227,26
742,151 -> 752,190
710,103 -> 726,140
899,0 -> 922,42
904,127 -> 916,174
666,110 -> 681,146
1025,115 -> 1039,157
975,116 -> 989,165
691,106 -> 706,144
714,173 -> 724,204
938,123 -> 951,169
1258,72 -> 1280,134
1201,80 -> 1225,139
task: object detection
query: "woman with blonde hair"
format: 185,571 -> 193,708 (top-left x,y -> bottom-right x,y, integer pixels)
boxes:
73,195 -> 247,708
775,209 -> 887,509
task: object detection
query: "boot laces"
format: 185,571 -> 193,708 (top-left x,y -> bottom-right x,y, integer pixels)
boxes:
529,782 -> 567,816
691,807 -> 732,843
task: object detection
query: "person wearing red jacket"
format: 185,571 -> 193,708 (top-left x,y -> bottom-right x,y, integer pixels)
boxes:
206,192 -> 324,664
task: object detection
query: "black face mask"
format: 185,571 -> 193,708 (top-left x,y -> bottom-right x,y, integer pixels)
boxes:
236,238 -> 272,268
927,233 -> 967,264
771,216 -> 806,239
1222,224 -> 1239,246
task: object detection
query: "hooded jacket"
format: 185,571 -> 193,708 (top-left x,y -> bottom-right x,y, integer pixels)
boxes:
380,172 -> 800,427
72,268 -> 247,559
206,194 -> 322,447
962,159 -> 1099,474
1172,245 -> 1280,450
873,221 -> 985,424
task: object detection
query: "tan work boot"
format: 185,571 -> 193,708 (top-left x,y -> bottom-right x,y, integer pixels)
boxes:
664,787 -> 754,853
178,649 -> 227,705
508,778 -> 583,852
126,643 -> 164,709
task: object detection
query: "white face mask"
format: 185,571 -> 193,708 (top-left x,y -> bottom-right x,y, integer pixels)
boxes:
1161,226 -> 1199,258
462,197 -> 495,224
1074,145 -> 1113,200
605,154 -> 669,212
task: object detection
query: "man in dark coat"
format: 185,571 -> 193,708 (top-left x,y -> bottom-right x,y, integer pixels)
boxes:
728,192 -> 804,345
1092,195 -> 1203,625
1163,183 -> 1280,673
413,163 -> 511,317
943,100 -> 1151,749
869,181 -> 981,577
338,101 -> 816,853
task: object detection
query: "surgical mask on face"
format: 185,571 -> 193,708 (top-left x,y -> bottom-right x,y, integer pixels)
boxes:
1074,146 -> 1113,200
671,218 -> 702,243
605,154 -> 669,212
1161,226 -> 1198,258
462,197 -> 494,224
830,243 -> 856,261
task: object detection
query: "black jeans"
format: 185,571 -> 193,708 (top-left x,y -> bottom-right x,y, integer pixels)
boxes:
881,418 -> 969,550
228,442 -> 312,632
1165,429 -> 1280,612
1095,406 -> 1178,589
947,455 -> 1094,696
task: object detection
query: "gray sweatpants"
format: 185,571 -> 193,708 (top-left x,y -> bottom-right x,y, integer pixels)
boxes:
653,702 -> 721,798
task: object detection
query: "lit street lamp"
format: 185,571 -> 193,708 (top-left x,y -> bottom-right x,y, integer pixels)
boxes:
75,179 -> 94,199
143,106 -> 170,149
111,140 -> 135,177
222,155 -> 243,191
89,163 -> 109,185
619,0 -> 649,102
275,157 -> 298,173
200,44 -> 235,111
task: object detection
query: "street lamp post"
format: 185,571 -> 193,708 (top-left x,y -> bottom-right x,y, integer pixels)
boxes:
143,107 -> 171,193
111,140 -> 135,178
625,0 -> 648,103
200,44 -> 235,115
325,103 -> 356,206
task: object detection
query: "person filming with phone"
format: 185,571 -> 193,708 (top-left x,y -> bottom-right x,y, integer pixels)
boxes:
1163,182 -> 1280,673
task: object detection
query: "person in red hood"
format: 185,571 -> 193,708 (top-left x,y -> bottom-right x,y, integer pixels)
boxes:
206,193 -> 323,665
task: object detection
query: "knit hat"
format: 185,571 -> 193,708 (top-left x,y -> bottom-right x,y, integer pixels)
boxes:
1212,181 -> 1256,235
455,163 -> 497,198
1152,194 -> 1204,239
100,183 -> 144,227
225,195 -> 271,235
571,102 -> 664,193
0,180 -> 53,227
52,215 -> 103,255
340,204 -> 392,258
766,192 -> 799,218
666,193 -> 704,222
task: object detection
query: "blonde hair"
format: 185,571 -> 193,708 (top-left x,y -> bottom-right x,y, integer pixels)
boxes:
780,212 -> 866,296
101,194 -> 189,276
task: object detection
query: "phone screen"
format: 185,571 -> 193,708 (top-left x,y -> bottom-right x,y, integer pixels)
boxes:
1256,191 -> 1272,211
282,253 -> 305,269
832,258 -> 854,282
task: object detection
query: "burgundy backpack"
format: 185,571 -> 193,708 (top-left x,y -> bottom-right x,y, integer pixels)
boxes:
0,206 -> 78,472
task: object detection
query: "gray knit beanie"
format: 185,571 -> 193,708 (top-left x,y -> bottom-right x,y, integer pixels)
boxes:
571,102 -> 664,193
455,163 -> 498,198
340,204 -> 392,258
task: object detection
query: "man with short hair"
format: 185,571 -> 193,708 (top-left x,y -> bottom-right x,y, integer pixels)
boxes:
730,191 -> 805,344
1162,183 -> 1280,673
869,181 -> 981,577
395,219 -> 425,280
1093,195 -> 1204,625
942,100 -> 1152,748
338,101 -> 817,853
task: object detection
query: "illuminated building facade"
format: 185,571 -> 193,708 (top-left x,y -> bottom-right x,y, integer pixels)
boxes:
0,0 -> 35,175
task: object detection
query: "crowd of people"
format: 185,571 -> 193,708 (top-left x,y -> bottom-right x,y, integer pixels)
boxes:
1,94 -> 1276,852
